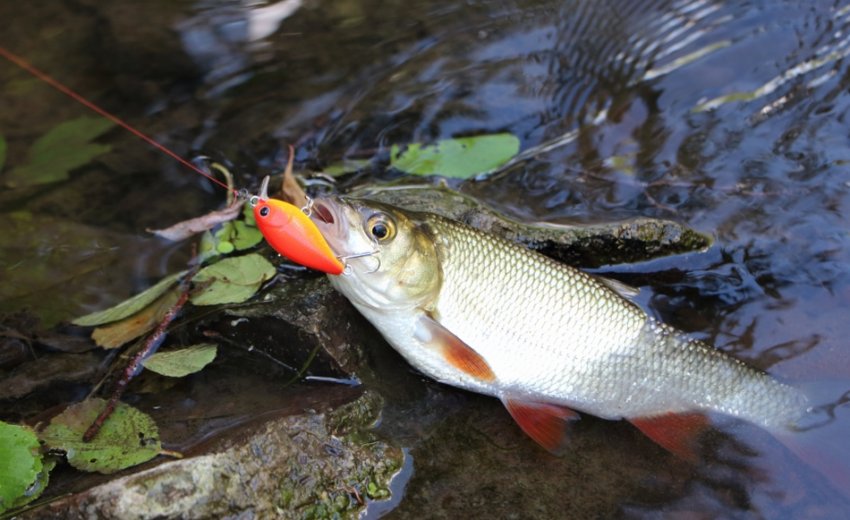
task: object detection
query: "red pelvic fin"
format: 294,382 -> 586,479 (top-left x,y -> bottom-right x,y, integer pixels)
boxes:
629,412 -> 710,463
416,314 -> 496,382
503,398 -> 580,454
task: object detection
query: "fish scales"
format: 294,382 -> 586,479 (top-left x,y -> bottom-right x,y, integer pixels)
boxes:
424,215 -> 806,428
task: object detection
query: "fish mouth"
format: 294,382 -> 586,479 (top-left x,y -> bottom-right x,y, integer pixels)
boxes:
309,197 -> 350,256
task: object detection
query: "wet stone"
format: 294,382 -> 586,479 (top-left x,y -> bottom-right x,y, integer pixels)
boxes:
20,391 -> 403,519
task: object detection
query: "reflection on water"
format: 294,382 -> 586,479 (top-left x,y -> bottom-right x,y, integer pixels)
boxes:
2,0 -> 850,517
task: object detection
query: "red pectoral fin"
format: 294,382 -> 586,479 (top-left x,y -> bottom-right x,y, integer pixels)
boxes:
415,314 -> 496,382
629,412 -> 710,463
504,398 -> 580,454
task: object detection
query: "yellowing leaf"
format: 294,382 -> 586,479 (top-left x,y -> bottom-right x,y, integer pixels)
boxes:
390,133 -> 520,179
142,343 -> 218,377
0,422 -> 44,513
6,116 -> 115,187
73,271 -> 185,327
39,398 -> 161,474
91,288 -> 181,349
190,254 -> 275,306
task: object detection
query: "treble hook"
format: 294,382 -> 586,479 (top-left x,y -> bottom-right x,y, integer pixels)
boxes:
338,249 -> 382,275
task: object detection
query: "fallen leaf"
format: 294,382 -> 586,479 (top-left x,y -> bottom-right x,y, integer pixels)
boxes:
190,254 -> 275,306
142,343 -> 217,377
279,145 -> 308,207
72,271 -> 185,327
0,421 -> 44,513
39,398 -> 161,474
147,201 -> 244,241
91,288 -> 181,349
390,133 -> 520,179
6,116 -> 114,187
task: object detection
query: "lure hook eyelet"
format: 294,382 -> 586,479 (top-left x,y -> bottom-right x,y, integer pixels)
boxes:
302,196 -> 314,217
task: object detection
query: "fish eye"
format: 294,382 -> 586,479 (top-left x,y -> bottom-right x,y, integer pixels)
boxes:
259,206 -> 270,217
367,213 -> 395,241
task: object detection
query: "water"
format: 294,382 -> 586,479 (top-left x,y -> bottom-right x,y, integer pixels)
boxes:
2,0 -> 850,517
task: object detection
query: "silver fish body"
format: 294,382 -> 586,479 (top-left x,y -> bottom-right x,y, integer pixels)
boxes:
309,196 -> 807,448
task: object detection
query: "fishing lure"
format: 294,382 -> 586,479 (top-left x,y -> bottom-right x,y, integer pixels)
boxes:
0,45 -> 342,275
251,176 -> 344,274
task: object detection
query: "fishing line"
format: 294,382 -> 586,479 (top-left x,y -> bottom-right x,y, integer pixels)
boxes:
0,45 -> 238,196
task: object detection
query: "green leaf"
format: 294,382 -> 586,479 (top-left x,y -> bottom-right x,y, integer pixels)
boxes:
39,398 -> 161,474
0,422 -> 44,513
216,240 -> 235,254
0,135 -> 6,172
190,253 -> 275,306
390,133 -> 520,179
142,343 -> 218,377
242,201 -> 257,226
6,116 -> 115,187
72,271 -> 186,327
231,220 -> 263,250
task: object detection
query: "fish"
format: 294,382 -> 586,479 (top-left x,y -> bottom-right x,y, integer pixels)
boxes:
304,195 -> 810,459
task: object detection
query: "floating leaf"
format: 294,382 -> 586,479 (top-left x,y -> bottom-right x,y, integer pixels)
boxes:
0,422 -> 44,513
390,133 -> 520,179
91,287 -> 181,349
39,398 -> 161,474
142,343 -> 218,377
6,116 -> 115,187
72,271 -> 185,327
190,253 -> 275,306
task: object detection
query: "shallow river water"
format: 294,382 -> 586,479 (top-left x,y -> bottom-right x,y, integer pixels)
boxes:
2,0 -> 850,518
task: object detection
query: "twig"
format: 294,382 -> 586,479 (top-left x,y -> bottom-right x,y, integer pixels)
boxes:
83,267 -> 200,442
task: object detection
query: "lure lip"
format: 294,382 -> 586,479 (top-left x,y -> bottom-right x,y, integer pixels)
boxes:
258,175 -> 270,201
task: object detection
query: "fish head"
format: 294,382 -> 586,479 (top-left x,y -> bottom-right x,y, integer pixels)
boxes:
309,196 -> 441,311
